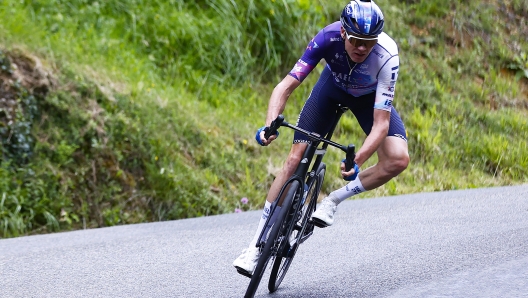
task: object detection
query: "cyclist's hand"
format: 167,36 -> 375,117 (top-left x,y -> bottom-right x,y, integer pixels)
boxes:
340,159 -> 360,181
255,126 -> 279,146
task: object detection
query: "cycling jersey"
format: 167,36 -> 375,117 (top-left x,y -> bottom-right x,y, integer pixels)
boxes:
293,67 -> 407,144
288,21 -> 399,112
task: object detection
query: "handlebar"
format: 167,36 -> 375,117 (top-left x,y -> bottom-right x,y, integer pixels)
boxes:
264,115 -> 284,140
344,144 -> 356,172
266,114 -> 356,171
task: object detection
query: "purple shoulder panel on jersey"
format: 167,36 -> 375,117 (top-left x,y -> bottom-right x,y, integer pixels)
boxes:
288,24 -> 338,82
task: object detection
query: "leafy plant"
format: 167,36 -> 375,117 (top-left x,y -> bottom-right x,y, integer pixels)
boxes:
0,0 -> 526,238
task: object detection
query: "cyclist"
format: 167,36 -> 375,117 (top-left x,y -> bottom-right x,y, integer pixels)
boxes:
234,0 -> 409,276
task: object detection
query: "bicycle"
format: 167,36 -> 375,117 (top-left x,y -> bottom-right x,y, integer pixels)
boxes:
241,105 -> 357,298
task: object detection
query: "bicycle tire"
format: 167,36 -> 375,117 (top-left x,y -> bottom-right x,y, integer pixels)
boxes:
299,163 -> 325,242
268,164 -> 326,292
244,181 -> 298,298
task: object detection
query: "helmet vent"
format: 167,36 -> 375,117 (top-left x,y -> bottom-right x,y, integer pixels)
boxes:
352,19 -> 360,31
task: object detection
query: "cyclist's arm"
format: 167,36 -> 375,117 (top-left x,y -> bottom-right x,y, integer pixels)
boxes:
354,54 -> 399,166
265,75 -> 301,126
263,27 -> 326,137
354,109 -> 390,167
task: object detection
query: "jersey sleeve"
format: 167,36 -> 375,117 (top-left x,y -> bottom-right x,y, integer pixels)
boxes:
374,55 -> 399,112
288,29 -> 328,82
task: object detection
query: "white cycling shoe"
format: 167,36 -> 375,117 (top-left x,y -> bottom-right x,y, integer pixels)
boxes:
310,196 -> 338,228
233,247 -> 260,276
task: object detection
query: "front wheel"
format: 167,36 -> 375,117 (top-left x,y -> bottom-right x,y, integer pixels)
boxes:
244,181 -> 298,298
268,164 -> 326,292
299,163 -> 325,242
266,180 -> 302,293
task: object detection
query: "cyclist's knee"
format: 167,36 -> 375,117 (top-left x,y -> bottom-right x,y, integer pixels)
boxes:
374,159 -> 405,180
283,143 -> 307,171
390,153 -> 409,175
378,141 -> 409,177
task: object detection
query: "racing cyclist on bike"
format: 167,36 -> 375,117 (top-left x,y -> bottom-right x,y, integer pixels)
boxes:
234,0 -> 410,276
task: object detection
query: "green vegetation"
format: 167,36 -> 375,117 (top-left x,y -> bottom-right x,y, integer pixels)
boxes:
0,0 -> 526,238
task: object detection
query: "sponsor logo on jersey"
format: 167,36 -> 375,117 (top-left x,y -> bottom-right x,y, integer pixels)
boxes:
330,37 -> 341,42
332,72 -> 352,83
382,93 -> 394,98
334,53 -> 344,61
391,68 -> 399,80
371,49 -> 384,59
347,84 -> 371,89
332,70 -> 375,92
333,71 -> 370,83
354,69 -> 370,75
387,86 -> 395,92
307,39 -> 318,51
289,60 -> 314,82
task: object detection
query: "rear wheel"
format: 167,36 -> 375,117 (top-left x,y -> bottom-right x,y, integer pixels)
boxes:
244,181 -> 298,298
268,164 -> 326,292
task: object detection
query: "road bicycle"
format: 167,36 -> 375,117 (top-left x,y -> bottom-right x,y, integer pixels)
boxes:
241,105 -> 356,298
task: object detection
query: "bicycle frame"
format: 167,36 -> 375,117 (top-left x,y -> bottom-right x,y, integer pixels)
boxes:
244,105 -> 358,297
258,105 -> 356,245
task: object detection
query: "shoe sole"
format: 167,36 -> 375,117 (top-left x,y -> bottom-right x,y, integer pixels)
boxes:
310,217 -> 330,228
235,266 -> 253,278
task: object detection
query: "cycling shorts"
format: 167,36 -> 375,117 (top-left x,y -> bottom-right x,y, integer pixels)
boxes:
294,66 -> 407,143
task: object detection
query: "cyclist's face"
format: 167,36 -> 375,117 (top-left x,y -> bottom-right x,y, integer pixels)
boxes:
340,27 -> 377,63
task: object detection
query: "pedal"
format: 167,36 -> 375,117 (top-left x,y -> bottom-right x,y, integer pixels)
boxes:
235,267 -> 253,279
300,224 -> 314,241
309,218 -> 328,228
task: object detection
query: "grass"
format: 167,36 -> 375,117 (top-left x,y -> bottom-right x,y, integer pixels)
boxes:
0,0 -> 527,238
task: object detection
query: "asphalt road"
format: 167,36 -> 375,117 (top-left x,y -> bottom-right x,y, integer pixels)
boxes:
1,185 -> 527,298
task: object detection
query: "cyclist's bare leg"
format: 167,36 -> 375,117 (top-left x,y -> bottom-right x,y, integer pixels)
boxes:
322,135 -> 409,208
357,136 -> 409,190
238,142 -> 307,249
265,142 -> 308,203
311,136 -> 408,228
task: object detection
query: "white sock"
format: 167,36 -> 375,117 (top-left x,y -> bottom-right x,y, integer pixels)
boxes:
249,201 -> 272,247
328,176 -> 366,204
